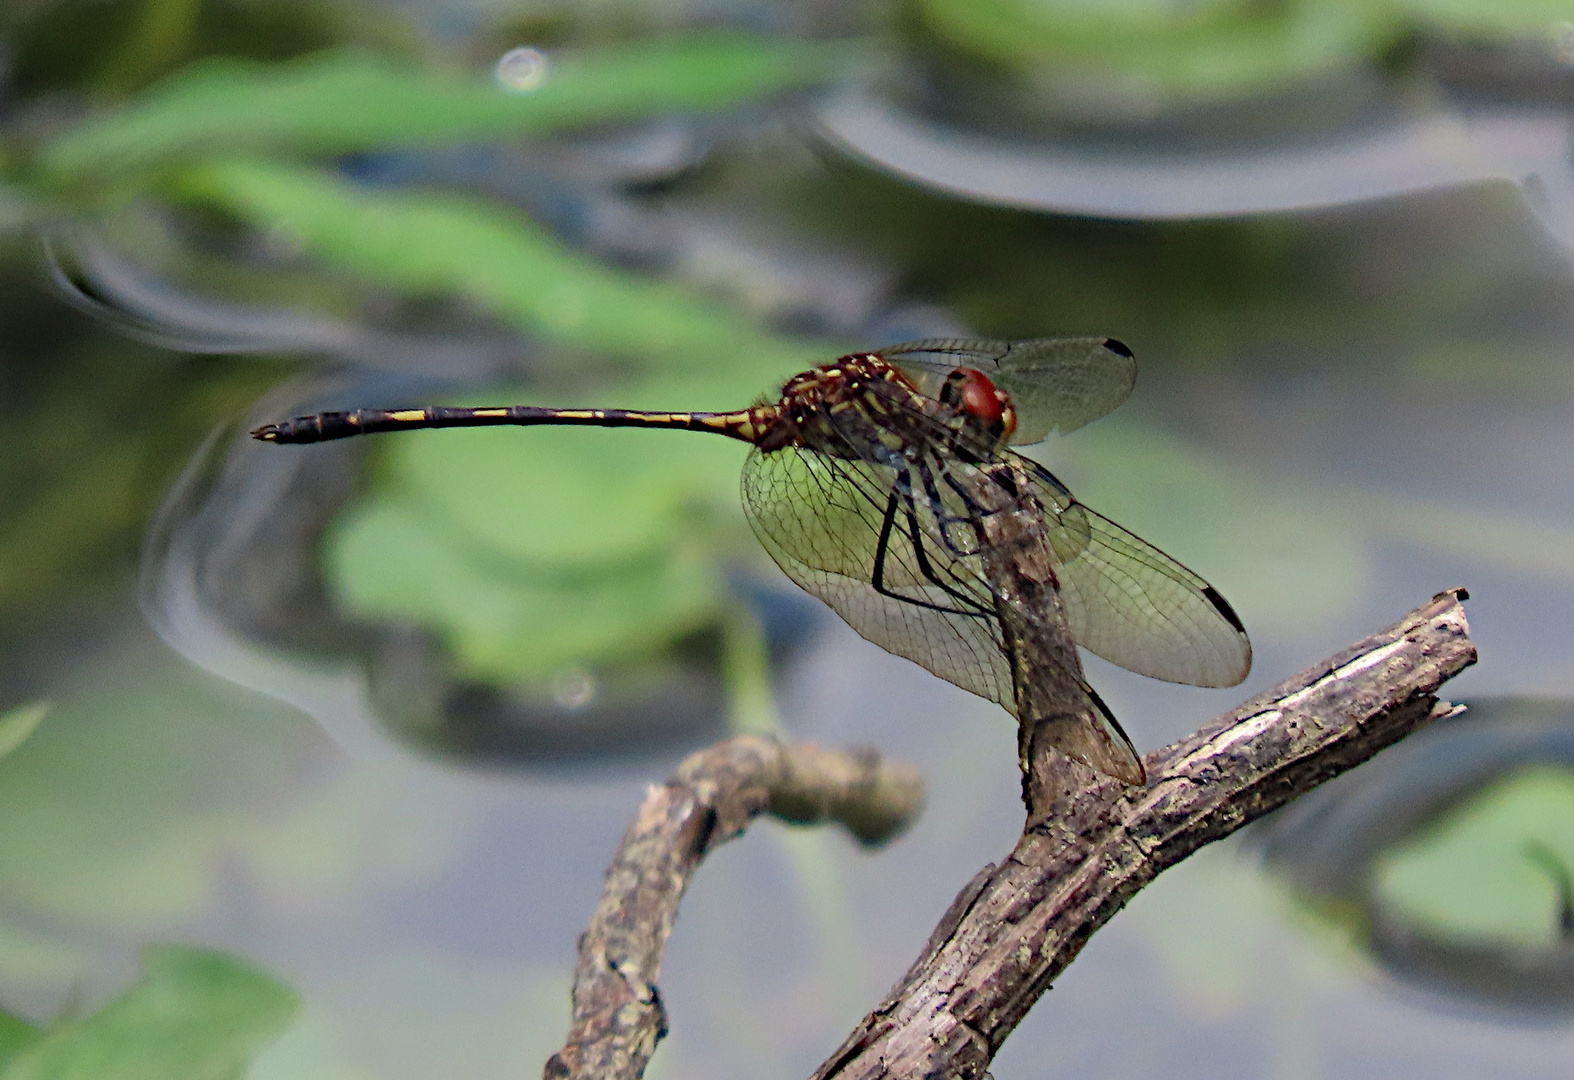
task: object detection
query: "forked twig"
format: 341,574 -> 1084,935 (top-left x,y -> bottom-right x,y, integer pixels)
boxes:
547,590 -> 1476,1080
543,737 -> 925,1080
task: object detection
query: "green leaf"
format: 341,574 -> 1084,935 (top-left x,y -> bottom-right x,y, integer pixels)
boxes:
0,702 -> 47,762
41,33 -> 862,184
1374,767 -> 1574,946
173,158 -> 817,382
916,0 -> 1399,103
318,386 -> 765,688
0,1012 -> 43,1074
2,946 -> 298,1080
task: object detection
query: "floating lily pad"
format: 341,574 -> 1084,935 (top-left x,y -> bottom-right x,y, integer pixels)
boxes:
1402,0 -> 1574,41
1374,766 -> 1574,947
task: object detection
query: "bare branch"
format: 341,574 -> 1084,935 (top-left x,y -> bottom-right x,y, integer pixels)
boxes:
811,589 -> 1476,1080
545,591 -> 1475,1080
543,735 -> 925,1080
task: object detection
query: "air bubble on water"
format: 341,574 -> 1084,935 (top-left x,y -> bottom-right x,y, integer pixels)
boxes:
550,667 -> 596,710
496,46 -> 548,92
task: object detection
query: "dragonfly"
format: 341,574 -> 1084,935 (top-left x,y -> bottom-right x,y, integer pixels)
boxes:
254,338 -> 1251,785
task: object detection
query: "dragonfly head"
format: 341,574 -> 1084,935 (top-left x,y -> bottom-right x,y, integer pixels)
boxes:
943,367 -> 1017,444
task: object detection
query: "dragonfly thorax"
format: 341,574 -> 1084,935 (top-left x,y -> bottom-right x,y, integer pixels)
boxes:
755,354 -> 1017,460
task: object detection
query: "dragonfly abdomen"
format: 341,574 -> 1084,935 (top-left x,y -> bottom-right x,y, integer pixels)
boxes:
252,405 -> 773,445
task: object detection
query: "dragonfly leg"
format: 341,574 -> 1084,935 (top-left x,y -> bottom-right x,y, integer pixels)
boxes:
868,476 -> 990,619
915,458 -> 990,558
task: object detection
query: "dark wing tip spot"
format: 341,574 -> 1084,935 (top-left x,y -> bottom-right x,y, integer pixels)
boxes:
1102,338 -> 1134,359
1202,585 -> 1248,635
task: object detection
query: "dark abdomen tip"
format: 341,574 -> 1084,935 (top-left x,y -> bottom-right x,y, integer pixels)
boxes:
252,412 -> 359,444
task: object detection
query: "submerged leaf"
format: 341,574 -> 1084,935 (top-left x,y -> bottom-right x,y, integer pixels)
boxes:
388,421 -> 746,568
327,497 -> 727,684
42,34 -> 862,183
174,158 -> 818,377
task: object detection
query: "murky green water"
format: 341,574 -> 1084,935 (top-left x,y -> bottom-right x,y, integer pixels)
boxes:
2,2 -> 1574,1077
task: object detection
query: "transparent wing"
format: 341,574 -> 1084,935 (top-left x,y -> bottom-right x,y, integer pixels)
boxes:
740,445 -> 1015,710
1019,455 -> 1253,688
740,443 -> 1147,785
880,337 -> 1137,444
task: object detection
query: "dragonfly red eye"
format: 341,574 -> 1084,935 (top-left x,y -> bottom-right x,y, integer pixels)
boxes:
953,367 -> 1015,438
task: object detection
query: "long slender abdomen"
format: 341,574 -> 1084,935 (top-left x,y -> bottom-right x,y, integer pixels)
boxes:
251,405 -> 770,444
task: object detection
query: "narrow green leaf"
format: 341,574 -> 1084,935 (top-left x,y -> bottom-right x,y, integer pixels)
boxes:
3,946 -> 298,1080
41,33 -> 862,183
0,702 -> 48,762
174,158 -> 816,386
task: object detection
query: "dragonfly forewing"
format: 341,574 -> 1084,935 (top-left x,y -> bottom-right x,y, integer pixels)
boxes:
741,445 -> 1018,711
741,441 -> 1146,784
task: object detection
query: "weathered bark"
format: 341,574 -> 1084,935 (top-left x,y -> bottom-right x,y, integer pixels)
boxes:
547,589 -> 1476,1080
543,736 -> 925,1080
